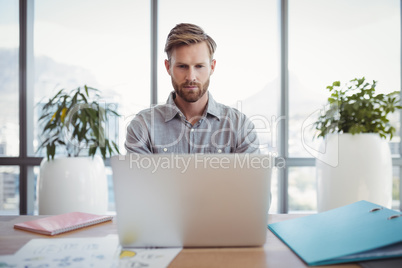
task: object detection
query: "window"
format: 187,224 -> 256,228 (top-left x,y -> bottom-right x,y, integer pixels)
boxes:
288,0 -> 401,210
33,0 -> 150,157
0,166 -> 20,214
289,0 -> 401,158
158,0 -> 280,211
0,0 -> 20,214
0,0 -> 19,157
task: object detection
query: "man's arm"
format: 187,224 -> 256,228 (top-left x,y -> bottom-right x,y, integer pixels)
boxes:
124,116 -> 153,154
234,115 -> 261,154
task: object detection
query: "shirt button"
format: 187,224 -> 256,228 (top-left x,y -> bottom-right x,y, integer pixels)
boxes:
163,148 -> 168,152
218,149 -> 222,153
191,128 -> 195,132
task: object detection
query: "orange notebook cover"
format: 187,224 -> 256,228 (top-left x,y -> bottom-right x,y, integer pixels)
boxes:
14,212 -> 113,235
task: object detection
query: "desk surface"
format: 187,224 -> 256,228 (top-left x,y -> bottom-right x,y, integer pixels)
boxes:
0,214 -> 359,268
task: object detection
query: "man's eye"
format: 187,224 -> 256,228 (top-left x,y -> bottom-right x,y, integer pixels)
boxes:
196,65 -> 204,68
178,65 -> 187,68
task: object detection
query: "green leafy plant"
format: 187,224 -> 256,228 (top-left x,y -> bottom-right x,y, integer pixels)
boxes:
38,85 -> 120,160
315,77 -> 402,139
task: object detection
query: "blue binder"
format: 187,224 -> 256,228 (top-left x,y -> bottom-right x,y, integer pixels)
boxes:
268,200 -> 402,266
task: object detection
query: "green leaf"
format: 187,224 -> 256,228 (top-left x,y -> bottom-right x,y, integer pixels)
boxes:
37,85 -> 120,159
314,77 -> 401,140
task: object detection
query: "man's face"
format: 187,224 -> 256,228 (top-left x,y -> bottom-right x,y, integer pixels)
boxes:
165,42 -> 216,103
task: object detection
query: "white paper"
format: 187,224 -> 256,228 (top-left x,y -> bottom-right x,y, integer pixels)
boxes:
0,255 -> 18,267
13,235 -> 120,267
4,235 -> 182,268
117,247 -> 182,268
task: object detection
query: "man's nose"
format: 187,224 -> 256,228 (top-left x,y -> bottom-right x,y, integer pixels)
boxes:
186,67 -> 196,81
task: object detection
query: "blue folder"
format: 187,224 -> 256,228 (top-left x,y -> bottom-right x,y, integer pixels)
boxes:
268,200 -> 402,266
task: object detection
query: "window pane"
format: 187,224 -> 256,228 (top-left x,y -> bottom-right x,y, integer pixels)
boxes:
288,166 -> 400,212
393,167 -> 400,210
33,0 -> 150,157
269,168 -> 279,214
0,0 -> 19,157
158,0 -> 280,154
0,166 -> 19,215
289,0 -> 401,157
289,167 -> 317,212
106,166 -> 115,213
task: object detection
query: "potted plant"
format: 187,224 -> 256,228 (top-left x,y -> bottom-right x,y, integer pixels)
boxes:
313,77 -> 401,212
37,85 -> 120,215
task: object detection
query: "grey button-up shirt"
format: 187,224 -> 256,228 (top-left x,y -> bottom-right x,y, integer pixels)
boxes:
125,92 -> 260,154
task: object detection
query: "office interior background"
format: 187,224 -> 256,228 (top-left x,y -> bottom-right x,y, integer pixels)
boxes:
0,0 -> 401,215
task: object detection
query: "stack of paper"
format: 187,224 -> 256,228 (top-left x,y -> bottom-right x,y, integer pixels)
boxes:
0,235 -> 181,267
0,235 -> 120,267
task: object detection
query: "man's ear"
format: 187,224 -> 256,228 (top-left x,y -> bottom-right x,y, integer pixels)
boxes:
164,59 -> 171,75
210,59 -> 216,75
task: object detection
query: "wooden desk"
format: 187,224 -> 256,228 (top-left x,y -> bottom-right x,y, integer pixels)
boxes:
0,214 -> 359,268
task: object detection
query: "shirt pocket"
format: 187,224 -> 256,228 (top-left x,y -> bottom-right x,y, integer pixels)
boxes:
152,146 -> 180,154
201,146 -> 232,154
152,146 -> 233,154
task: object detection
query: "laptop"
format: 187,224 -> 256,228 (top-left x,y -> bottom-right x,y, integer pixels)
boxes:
111,153 -> 272,248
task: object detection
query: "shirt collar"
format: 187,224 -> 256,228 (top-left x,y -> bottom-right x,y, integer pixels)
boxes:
163,91 -> 222,122
163,92 -> 181,122
205,92 -> 221,120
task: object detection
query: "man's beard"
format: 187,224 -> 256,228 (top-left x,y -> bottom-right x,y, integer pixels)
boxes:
171,78 -> 210,103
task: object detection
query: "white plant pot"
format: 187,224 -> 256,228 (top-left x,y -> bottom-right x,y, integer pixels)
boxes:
37,156 -> 108,215
316,133 -> 392,212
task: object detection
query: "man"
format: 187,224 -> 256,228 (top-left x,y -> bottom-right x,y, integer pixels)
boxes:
125,23 -> 259,154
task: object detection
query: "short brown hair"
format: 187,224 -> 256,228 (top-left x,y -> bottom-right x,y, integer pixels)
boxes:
164,23 -> 217,62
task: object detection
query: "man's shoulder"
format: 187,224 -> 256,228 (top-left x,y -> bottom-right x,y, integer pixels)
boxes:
210,101 -> 247,120
134,102 -> 178,121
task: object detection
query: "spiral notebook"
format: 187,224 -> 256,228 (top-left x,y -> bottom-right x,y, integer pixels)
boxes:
14,212 -> 113,235
268,200 -> 402,266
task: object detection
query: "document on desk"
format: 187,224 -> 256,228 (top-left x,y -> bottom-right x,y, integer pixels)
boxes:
0,235 -> 182,268
11,235 -> 120,267
118,247 -> 182,268
268,200 -> 402,266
